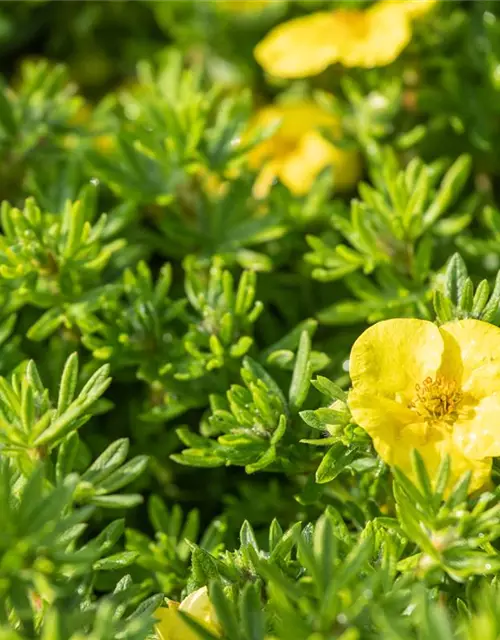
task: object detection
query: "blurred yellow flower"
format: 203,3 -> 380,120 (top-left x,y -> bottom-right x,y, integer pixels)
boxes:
155,587 -> 220,640
348,318 -> 500,493
93,134 -> 115,153
247,101 -> 361,198
65,104 -> 115,153
254,0 -> 437,78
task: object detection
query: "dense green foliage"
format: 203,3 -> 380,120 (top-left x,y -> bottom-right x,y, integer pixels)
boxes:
2,1 -> 500,638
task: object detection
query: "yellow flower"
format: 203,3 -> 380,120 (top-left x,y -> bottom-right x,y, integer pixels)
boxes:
246,101 -> 361,198
254,0 -> 437,78
93,134 -> 115,153
347,318 -> 500,493
155,587 -> 220,640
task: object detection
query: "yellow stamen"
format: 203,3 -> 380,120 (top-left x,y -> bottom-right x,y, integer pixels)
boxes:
409,376 -> 462,423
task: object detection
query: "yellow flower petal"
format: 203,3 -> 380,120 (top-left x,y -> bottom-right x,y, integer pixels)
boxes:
279,131 -> 361,195
254,12 -> 346,78
348,390 -> 455,477
445,447 -> 491,494
155,607 -> 179,640
252,160 -> 281,199
339,1 -> 411,68
349,390 -> 490,493
154,588 -> 220,640
179,587 -> 218,630
439,319 -> 500,399
329,144 -> 363,191
246,103 -> 327,168
349,318 -> 444,400
453,393 -> 500,459
247,102 -> 340,141
279,131 -> 337,196
348,389 -> 419,455
254,0 -> 432,77
247,101 -> 361,197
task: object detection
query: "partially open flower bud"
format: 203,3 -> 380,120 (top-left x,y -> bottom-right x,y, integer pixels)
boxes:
155,586 -> 220,640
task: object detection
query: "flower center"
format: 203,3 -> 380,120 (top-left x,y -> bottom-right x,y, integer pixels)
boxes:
275,135 -> 300,157
409,376 -> 462,423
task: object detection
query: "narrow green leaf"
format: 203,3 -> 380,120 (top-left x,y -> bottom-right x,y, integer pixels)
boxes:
289,331 -> 312,413
423,155 -> 471,229
90,494 -> 143,509
433,290 -> 454,324
411,450 -> 433,500
269,518 -> 283,553
55,432 -> 79,484
27,308 -> 65,341
96,455 -> 148,493
94,551 -> 138,571
481,271 -> 500,322
81,438 -> 129,485
311,376 -> 347,402
240,520 -> 258,550
57,353 -> 79,416
458,278 -> 474,313
240,584 -> 265,640
316,443 -> 357,484
209,581 -> 240,639
445,253 -> 468,307
471,280 -> 490,316
41,609 -> 61,640
20,380 -> 34,434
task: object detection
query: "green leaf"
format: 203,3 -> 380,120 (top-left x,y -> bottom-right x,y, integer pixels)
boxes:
177,612 -> 220,640
433,290 -> 454,323
210,581 -> 240,639
471,280 -> 490,316
27,308 -> 65,341
311,376 -> 347,402
240,584 -> 265,640
33,365 -> 111,447
55,432 -> 79,484
240,520 -> 258,550
96,455 -> 148,493
313,513 -> 336,592
411,450 -> 433,500
40,609 -> 61,640
445,253 -> 468,307
423,155 -> 472,229
0,314 -> 17,346
90,494 -> 143,509
393,483 -> 437,556
245,446 -> 277,473
94,551 -> 138,571
445,471 -> 471,509
57,353 -> 79,416
269,519 -> 283,553
81,438 -> 129,485
171,451 -> 225,468
329,528 -> 373,594
92,519 -> 125,555
148,495 -> 171,534
316,443 -> 357,484
458,278 -> 474,313
242,357 -> 287,415
481,271 -> 500,322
